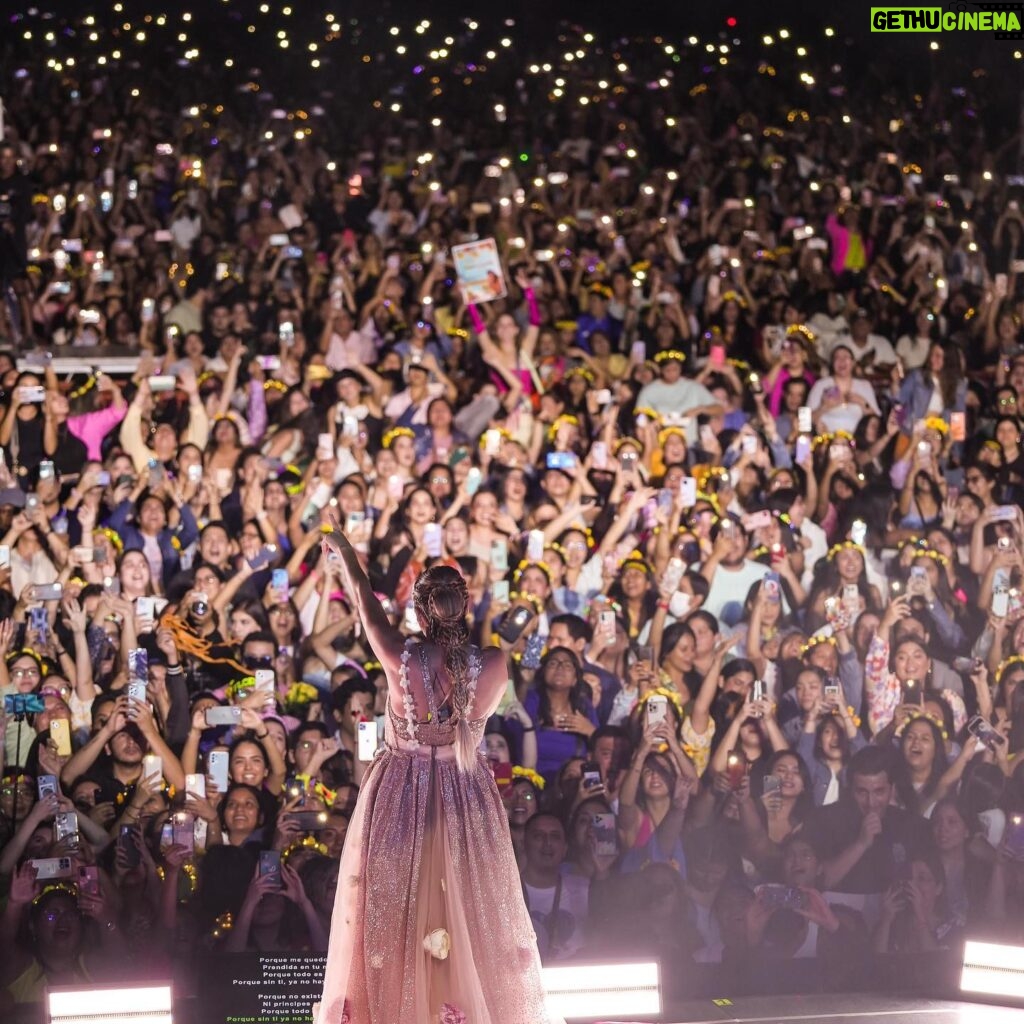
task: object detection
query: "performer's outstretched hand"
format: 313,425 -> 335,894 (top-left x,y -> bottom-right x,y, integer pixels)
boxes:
322,511 -> 351,558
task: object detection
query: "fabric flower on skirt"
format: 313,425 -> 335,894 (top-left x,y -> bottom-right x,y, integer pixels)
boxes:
423,928 -> 451,960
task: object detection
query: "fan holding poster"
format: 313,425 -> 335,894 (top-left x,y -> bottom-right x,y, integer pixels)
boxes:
452,238 -> 508,303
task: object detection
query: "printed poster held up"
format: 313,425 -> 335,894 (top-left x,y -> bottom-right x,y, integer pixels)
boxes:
452,238 -> 507,304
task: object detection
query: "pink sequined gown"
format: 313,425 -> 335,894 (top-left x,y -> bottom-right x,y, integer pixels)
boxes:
317,641 -> 562,1024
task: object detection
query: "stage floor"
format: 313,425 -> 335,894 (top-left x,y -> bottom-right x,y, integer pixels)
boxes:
593,992 -> 1021,1024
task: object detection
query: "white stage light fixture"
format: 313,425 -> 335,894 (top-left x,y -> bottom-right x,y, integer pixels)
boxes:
541,960 -> 661,1020
961,940 -> 1024,1001
47,983 -> 174,1024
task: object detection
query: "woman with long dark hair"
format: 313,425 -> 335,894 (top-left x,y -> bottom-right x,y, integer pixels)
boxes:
316,523 -> 560,1024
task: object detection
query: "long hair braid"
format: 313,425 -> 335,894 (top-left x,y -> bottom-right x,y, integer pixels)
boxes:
413,564 -> 472,714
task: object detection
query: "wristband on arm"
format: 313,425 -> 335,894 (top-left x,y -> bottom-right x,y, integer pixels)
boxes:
467,303 -> 486,335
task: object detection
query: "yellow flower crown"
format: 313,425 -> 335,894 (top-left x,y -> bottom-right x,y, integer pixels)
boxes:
554,319 -> 579,331
32,882 -> 79,906
614,436 -> 645,456
827,540 -> 866,561
619,549 -> 653,574
512,559 -> 552,585
996,654 -> 1024,685
654,349 -> 687,364
786,323 -> 816,343
383,426 -> 415,449
547,414 -> 580,442
923,416 -> 949,436
589,283 -> 613,299
96,527 -> 124,554
693,465 -> 729,491
658,425 -> 687,447
895,709 -> 948,742
912,547 -> 950,569
565,366 -> 595,384
511,765 -> 545,790
813,429 -> 855,450
721,290 -> 748,309
282,835 -> 329,862
634,407 -> 661,424
800,634 -> 837,656
263,379 -> 287,392
69,373 -> 98,402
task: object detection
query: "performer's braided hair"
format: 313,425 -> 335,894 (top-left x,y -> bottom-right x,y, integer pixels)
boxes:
412,565 -> 471,724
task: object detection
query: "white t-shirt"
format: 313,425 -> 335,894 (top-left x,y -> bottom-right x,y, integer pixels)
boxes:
806,376 -> 880,435
703,559 -> 770,624
523,872 -> 589,960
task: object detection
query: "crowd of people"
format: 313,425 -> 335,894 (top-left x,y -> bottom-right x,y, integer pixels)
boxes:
0,3 -> 1022,1018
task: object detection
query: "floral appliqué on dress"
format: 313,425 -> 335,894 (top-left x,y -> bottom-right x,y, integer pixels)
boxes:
438,1003 -> 466,1024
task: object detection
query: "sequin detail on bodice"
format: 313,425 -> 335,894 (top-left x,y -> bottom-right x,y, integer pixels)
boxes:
388,639 -> 483,748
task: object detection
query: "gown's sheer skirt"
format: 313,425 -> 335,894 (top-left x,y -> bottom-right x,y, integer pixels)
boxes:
317,644 -> 563,1024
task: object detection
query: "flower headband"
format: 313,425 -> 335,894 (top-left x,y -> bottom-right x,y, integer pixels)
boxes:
721,290 -> 749,309
5,648 -> 48,676
546,414 -> 580,443
827,540 -> 866,561
263,379 -> 287,392
813,430 -> 855,451
32,882 -> 79,906
512,559 -> 552,585
383,426 -> 415,449
619,549 -> 653,574
565,366 -> 595,384
95,527 -> 124,554
923,416 -> 949,437
996,654 -> 1024,685
654,350 -> 687,364
800,634 -> 837,657
786,323 -> 816,343
511,765 -> 545,790
634,407 -> 661,424
895,709 -> 948,742
912,547 -> 950,569
658,426 -> 687,447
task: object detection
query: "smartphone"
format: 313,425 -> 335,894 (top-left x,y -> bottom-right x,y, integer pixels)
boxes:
269,233 -> 289,247
797,406 -> 813,434
205,706 -> 242,727
902,678 -> 924,706
32,582 -> 63,602
762,774 -> 782,798
148,375 -> 177,393
185,773 -> 206,800
763,572 -> 781,603
128,646 -> 149,683
387,473 -> 405,502
756,884 -> 808,911
289,810 -> 329,831
127,680 -> 148,705
38,461 -> 55,482
207,750 -> 229,792
824,684 -> 841,702
54,810 -> 79,847
599,609 -> 617,646
142,754 -> 162,785
49,719 -> 72,757
794,435 -> 812,464
992,585 -> 1010,618
842,583 -> 860,612
18,385 -> 46,404
271,568 -> 289,597
546,451 -> 577,471
279,322 -> 295,345
491,581 -> 510,605
1006,813 -> 1024,859
77,865 -> 100,897
31,856 -> 75,880
581,811 -> 615,860
725,750 -> 746,789
422,522 -> 443,558
743,509 -> 773,532
0,545 -> 9,570
967,715 -> 1003,751
259,849 -> 283,889
581,760 -> 602,792
630,340 -> 647,363
991,505 -> 1019,523
357,719 -> 378,762
709,345 -> 726,369
679,476 -> 697,508
496,605 -> 533,644
490,539 -> 509,573
118,825 -> 141,867
492,761 -> 513,787
465,467 -> 482,496
247,544 -> 278,572
591,441 -> 608,470
662,557 -> 686,596
646,694 -> 668,727
254,669 -> 275,694
37,774 -> 59,800
172,811 -> 195,853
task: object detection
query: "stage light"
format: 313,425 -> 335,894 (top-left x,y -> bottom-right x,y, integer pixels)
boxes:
961,941 -> 1024,1001
541,961 -> 661,1020
47,983 -> 173,1024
